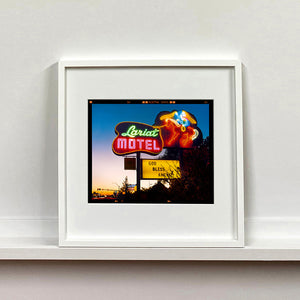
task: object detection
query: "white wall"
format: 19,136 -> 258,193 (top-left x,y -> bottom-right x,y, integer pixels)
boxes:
1,0 -> 300,298
1,0 -> 299,220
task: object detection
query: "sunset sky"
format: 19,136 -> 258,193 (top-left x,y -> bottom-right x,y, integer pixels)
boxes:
91,101 -> 210,191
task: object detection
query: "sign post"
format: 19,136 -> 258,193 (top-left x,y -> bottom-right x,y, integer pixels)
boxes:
136,152 -> 141,192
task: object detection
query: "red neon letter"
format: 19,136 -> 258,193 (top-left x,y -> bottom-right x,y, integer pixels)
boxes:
145,139 -> 152,150
153,140 -> 160,151
136,139 -> 145,149
117,138 -> 127,149
128,138 -> 136,149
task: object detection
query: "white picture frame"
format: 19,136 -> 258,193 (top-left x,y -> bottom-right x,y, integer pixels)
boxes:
58,60 -> 244,248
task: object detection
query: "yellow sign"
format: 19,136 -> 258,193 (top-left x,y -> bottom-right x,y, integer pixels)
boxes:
141,160 -> 181,179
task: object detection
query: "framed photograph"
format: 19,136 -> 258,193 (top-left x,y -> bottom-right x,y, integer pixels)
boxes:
59,60 -> 244,248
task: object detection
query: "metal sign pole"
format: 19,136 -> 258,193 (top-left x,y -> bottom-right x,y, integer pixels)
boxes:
136,152 -> 141,192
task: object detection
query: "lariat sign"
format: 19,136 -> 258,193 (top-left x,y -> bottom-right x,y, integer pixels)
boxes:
112,110 -> 202,185
112,110 -> 202,155
112,122 -> 163,156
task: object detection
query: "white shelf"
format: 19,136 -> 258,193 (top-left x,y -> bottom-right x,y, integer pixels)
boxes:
0,218 -> 299,260
1,238 -> 300,260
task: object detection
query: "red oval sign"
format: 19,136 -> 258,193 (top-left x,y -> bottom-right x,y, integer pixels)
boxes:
112,122 -> 163,156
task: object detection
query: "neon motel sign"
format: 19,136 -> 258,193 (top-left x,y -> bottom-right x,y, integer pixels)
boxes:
112,122 -> 163,155
112,110 -> 202,156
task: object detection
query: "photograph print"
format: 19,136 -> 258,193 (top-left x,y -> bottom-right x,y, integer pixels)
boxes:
88,100 -> 213,204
